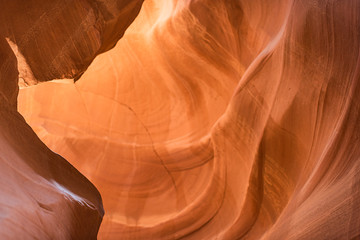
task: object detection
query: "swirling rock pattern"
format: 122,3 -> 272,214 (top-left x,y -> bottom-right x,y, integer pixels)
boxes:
0,0 -> 142,239
3,0 -> 360,239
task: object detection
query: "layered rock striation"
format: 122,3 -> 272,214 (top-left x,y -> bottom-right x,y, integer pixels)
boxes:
0,0 -> 142,238
1,0 -> 360,239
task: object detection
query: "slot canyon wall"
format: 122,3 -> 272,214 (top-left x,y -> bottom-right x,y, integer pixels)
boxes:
1,0 -> 360,239
0,0 -> 142,239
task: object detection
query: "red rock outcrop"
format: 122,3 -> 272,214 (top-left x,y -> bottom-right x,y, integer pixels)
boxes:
2,0 -> 360,239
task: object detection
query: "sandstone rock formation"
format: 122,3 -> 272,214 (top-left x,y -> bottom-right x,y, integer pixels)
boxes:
0,0 -> 142,239
2,0 -> 360,239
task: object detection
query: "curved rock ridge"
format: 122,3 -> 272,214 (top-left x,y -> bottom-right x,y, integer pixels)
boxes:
0,0 -> 143,84
14,0 -> 360,239
0,0 -> 143,239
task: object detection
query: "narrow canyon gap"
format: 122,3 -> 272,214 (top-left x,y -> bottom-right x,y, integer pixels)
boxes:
1,0 -> 360,239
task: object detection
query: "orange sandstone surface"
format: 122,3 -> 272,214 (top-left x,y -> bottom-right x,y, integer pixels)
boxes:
1,0 -> 360,239
0,0 -> 142,239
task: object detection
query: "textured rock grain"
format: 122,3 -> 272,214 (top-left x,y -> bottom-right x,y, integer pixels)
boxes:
0,0 -> 142,239
2,0 -> 360,239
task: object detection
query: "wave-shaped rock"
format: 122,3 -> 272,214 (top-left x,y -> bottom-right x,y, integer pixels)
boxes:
0,0 -> 142,239
2,0 -> 360,239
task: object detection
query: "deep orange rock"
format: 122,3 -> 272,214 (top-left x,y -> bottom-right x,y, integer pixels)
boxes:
2,0 -> 360,239
0,0 -> 142,239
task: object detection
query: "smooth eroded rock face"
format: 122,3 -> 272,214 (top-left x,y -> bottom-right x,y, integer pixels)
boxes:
2,0 -> 360,239
0,0 -> 143,83
0,0 -> 142,239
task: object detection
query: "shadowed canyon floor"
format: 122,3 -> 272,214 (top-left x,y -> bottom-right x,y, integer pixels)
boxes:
1,0 -> 360,239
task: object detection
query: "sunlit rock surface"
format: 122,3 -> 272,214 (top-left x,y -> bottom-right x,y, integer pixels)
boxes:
2,0 -> 360,239
0,0 -> 142,239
